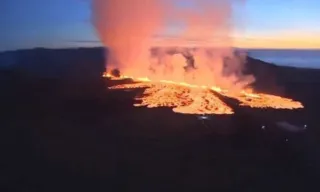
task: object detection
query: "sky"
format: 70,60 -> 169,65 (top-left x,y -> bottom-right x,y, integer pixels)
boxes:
1,0 -> 320,51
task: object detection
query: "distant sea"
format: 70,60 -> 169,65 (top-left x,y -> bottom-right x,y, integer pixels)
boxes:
246,49 -> 320,69
1,48 -> 320,69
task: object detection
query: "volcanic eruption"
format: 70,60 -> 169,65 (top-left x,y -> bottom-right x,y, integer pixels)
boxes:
92,0 -> 303,114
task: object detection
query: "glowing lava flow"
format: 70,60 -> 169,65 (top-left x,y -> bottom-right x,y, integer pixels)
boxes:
231,91 -> 304,109
105,73 -> 304,114
110,81 -> 233,114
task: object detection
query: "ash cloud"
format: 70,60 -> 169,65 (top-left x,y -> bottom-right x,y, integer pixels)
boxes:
91,0 -> 254,91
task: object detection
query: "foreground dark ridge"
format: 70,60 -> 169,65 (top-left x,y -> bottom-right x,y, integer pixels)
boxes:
1,47 -> 320,191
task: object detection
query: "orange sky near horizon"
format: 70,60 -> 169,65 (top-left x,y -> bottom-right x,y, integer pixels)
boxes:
154,31 -> 320,49
234,38 -> 320,49
234,39 -> 320,49
232,31 -> 320,49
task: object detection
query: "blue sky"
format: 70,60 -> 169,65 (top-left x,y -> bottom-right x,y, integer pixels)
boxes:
1,0 -> 320,51
245,0 -> 320,35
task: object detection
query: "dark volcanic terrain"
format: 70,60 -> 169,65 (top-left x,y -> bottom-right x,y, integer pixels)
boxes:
1,48 -> 320,191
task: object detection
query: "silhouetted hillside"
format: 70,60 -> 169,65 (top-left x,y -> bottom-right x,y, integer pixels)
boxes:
1,47 -> 320,97
0,47 -> 279,81
0,47 -> 105,78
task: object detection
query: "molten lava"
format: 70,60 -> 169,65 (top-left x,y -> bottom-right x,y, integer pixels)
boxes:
230,90 -> 304,109
105,73 -> 304,115
111,82 -> 233,115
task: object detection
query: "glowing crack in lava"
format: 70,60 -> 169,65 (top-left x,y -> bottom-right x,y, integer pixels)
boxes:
106,74 -> 304,114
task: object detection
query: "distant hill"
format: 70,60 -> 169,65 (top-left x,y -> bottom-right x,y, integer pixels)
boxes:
0,47 -> 105,78
0,47 -> 279,79
1,47 -> 320,96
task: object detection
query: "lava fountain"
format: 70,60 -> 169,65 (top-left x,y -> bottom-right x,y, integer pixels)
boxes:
93,0 -> 303,114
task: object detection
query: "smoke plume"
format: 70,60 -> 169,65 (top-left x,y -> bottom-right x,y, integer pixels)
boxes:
91,0 -> 254,91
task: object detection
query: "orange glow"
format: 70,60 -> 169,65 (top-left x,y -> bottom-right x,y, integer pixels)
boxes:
105,73 -> 304,115
239,92 -> 303,109
224,90 -> 303,109
110,81 -> 234,115
234,32 -> 320,49
95,0 -> 304,114
93,0 -> 254,93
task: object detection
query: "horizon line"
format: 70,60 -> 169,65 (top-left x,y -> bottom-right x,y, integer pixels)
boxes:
1,46 -> 320,53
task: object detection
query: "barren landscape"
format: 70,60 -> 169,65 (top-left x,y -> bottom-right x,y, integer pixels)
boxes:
1,48 -> 320,191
